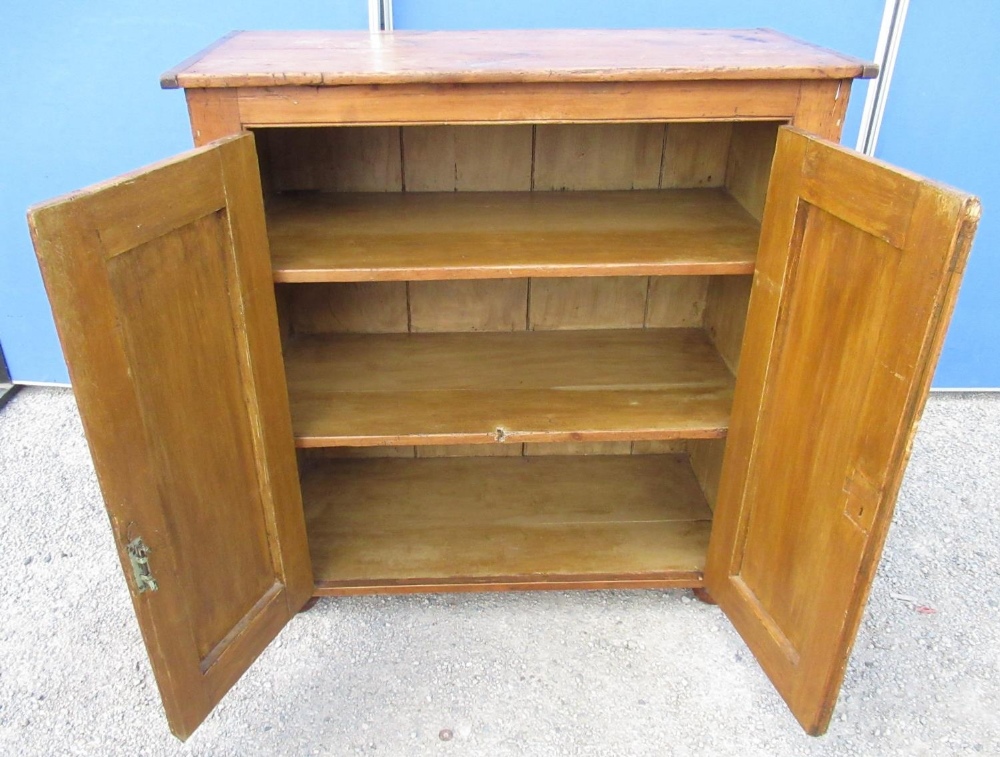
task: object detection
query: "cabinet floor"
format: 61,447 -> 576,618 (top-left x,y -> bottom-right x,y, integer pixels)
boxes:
301,453 -> 713,595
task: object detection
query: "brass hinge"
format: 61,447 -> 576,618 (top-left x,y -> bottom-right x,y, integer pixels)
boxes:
126,537 -> 159,593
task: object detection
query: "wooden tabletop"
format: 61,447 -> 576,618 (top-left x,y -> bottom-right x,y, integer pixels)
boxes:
161,29 -> 877,89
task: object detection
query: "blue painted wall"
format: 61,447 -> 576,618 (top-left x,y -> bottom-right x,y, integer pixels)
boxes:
11,1 -> 992,387
874,1 -> 999,388
0,1 -> 367,383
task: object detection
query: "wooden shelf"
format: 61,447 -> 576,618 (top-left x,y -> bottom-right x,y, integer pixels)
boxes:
267,190 -> 759,282
285,328 -> 734,447
302,454 -> 712,594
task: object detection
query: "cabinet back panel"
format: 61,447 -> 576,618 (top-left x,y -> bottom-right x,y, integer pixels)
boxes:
300,441 -> 678,460
284,276 -> 712,335
257,122 -> 739,195
265,122 -> 763,463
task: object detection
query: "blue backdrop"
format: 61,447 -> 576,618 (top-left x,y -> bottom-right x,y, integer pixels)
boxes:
0,1 -> 367,383
873,1 -> 999,388
4,1 -> 993,386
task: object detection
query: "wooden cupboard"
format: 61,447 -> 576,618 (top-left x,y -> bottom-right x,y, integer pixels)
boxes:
27,30 -> 979,740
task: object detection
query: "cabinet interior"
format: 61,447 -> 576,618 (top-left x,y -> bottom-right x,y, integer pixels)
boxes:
252,121 -> 782,594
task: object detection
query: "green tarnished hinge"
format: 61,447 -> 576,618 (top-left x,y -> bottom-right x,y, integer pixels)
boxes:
126,537 -> 158,593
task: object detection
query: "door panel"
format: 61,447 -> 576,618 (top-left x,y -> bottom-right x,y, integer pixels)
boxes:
28,134 -> 312,739
706,127 -> 979,734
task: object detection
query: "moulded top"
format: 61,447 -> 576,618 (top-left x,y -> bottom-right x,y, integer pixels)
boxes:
160,29 -> 878,89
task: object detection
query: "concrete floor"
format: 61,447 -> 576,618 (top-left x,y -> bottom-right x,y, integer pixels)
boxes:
1,387 -> 997,756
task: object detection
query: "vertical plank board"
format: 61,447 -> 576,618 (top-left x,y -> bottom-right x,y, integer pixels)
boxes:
290,282 -> 409,334
632,440 -> 689,455
645,276 -> 709,328
402,125 -> 533,191
416,444 -> 524,457
660,123 -> 733,188
529,277 -> 648,330
524,442 -> 633,456
688,437 -> 727,511
264,127 -> 402,192
273,283 -> 294,353
533,123 -> 664,190
302,446 -> 417,459
703,275 -> 753,374
726,122 -> 781,221
410,280 -> 529,332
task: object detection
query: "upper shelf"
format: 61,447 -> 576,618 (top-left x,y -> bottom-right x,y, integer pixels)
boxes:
268,189 -> 759,282
161,29 -> 877,89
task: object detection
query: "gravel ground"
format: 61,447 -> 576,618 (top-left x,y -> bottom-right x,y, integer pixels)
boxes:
0,387 -> 997,756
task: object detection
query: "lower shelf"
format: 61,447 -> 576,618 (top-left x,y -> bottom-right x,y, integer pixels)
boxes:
302,453 -> 713,595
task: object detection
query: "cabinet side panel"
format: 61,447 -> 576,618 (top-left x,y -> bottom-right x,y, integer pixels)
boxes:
704,274 -> 753,374
185,89 -> 242,147
792,80 -> 853,142
688,437 -> 727,511
725,122 -> 781,222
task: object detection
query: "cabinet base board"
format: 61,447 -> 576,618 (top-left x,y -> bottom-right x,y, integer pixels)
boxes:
312,572 -> 705,597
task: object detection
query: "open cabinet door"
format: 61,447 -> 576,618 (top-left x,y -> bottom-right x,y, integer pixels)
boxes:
705,127 -> 979,735
28,134 -> 313,739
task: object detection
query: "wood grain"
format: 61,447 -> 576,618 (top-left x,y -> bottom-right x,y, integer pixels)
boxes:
409,280 -> 528,332
705,127 -> 980,735
726,122 -> 781,222
289,282 -> 408,334
793,79 -> 853,141
523,442 -> 633,456
162,29 -> 876,89
27,134 -> 312,739
533,123 -> 664,190
234,80 -> 807,127
284,329 -> 735,447
703,275 -> 754,374
185,89 -> 242,147
302,454 -> 713,592
645,276 -> 710,328
416,444 -> 523,458
302,446 -> 416,459
261,127 -> 402,192
660,123 -> 733,188
688,437 -> 727,511
268,190 -> 759,283
632,440 -> 689,455
529,277 -> 648,330
401,125 -> 533,191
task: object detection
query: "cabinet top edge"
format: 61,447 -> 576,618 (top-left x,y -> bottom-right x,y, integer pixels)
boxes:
160,29 -> 878,90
